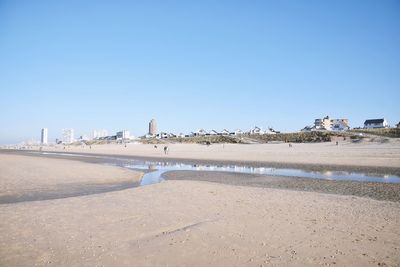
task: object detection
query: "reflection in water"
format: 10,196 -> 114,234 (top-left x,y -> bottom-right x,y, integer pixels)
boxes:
31,151 -> 400,185
111,160 -> 400,186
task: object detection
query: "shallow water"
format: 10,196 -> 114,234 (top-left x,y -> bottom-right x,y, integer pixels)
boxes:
2,150 -> 399,204
34,151 -> 400,184
112,160 -> 400,185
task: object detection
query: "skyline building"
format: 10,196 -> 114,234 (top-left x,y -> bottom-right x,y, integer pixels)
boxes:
116,130 -> 130,140
41,128 -> 48,145
91,129 -> 108,140
62,128 -> 74,144
149,119 -> 157,136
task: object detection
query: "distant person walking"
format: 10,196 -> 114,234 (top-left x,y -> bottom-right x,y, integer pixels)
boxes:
289,143 -> 292,148
154,145 -> 158,149
163,146 -> 169,155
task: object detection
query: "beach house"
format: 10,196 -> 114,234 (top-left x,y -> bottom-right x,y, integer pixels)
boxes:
220,129 -> 230,136
364,119 -> 389,129
264,127 -> 277,134
231,129 -> 243,136
250,126 -> 263,135
195,129 -> 207,136
209,130 -> 219,136
314,116 -> 349,131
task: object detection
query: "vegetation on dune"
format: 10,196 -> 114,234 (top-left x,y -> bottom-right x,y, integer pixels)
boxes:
142,135 -> 247,145
140,132 -> 344,144
67,129 -> 400,146
350,128 -> 400,138
249,131 -> 336,143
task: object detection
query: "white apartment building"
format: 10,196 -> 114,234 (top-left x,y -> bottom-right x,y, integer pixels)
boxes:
314,116 -> 349,131
62,128 -> 74,144
91,129 -> 108,140
116,130 -> 130,140
41,128 -> 48,145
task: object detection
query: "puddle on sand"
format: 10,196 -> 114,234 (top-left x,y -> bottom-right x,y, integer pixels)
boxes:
112,160 -> 400,186
30,151 -> 400,185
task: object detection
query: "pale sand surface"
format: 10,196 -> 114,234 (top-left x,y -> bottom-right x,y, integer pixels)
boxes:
1,181 -> 399,267
0,154 -> 142,199
40,141 -> 400,168
0,155 -> 400,266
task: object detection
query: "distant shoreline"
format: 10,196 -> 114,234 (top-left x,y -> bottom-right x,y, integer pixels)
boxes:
2,147 -> 400,177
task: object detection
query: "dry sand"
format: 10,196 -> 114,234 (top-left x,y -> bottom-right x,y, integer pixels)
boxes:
40,141 -> 400,169
1,153 -> 400,266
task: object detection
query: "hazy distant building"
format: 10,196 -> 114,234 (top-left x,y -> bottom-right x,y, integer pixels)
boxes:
79,135 -> 90,141
41,128 -> 48,145
249,126 -> 263,135
116,130 -> 130,140
91,129 -> 108,140
364,118 -> 388,129
149,119 -> 157,136
62,128 -> 74,144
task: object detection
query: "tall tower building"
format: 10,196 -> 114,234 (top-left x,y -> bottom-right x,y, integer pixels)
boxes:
62,128 -> 74,144
149,119 -> 157,136
41,128 -> 48,145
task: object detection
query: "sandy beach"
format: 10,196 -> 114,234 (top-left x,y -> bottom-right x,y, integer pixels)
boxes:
38,140 -> 400,170
0,154 -> 143,203
2,0 -> 399,265
0,150 -> 400,266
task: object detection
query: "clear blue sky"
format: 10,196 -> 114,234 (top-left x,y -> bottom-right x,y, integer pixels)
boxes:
1,0 -> 399,144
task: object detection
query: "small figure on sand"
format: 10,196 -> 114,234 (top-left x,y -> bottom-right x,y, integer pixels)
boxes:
163,146 -> 169,155
154,145 -> 158,149
336,141 -> 339,146
289,143 -> 292,148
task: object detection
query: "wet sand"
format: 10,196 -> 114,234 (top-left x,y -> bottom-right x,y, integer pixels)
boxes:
163,170 -> 400,202
0,154 -> 143,204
